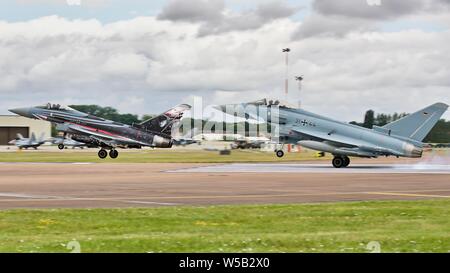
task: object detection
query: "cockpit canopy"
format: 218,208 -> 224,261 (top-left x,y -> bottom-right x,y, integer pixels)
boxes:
248,98 -> 296,108
37,103 -> 76,111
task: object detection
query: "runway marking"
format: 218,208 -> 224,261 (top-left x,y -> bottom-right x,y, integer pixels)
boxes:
122,200 -> 181,206
0,162 -> 95,165
168,163 -> 450,174
367,192 -> 450,199
1,190 -> 448,203
0,192 -> 63,199
0,193 -> 360,202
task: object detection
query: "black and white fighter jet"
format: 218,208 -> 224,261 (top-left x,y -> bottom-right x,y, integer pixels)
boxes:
9,103 -> 191,159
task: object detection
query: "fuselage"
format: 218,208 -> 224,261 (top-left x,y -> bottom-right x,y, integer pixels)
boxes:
9,105 -> 172,149
233,104 -> 423,158
277,107 -> 423,158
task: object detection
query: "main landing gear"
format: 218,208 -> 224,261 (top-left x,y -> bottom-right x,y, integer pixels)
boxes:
98,149 -> 119,159
58,144 -> 65,150
332,155 -> 350,168
109,149 -> 119,159
98,149 -> 108,159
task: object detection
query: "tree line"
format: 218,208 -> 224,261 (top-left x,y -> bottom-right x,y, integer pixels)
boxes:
69,105 -> 153,125
350,110 -> 450,143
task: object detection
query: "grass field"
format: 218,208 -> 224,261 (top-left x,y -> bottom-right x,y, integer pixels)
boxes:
0,149 -> 328,163
0,199 -> 449,253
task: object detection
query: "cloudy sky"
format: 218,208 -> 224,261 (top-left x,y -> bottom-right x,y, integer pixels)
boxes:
0,0 -> 449,121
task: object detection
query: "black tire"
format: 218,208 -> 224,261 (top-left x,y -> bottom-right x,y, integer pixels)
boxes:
109,149 -> 119,159
332,156 -> 344,168
98,149 -> 108,159
58,144 -> 64,150
343,156 -> 350,167
276,150 -> 284,158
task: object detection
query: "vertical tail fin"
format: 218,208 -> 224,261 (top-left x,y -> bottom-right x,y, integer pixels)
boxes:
38,133 -> 45,143
383,102 -> 448,142
139,104 -> 191,136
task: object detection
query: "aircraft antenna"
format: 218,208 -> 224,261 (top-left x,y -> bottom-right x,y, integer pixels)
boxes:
282,48 -> 290,101
295,75 -> 304,108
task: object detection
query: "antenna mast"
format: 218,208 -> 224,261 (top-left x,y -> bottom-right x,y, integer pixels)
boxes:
282,48 -> 290,101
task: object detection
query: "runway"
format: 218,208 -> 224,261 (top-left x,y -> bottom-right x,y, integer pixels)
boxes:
0,161 -> 449,209
170,163 -> 450,174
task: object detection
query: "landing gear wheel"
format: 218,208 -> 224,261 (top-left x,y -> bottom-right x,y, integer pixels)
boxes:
58,144 -> 64,150
98,149 -> 108,159
276,150 -> 284,158
343,156 -> 350,167
332,156 -> 345,168
109,149 -> 119,159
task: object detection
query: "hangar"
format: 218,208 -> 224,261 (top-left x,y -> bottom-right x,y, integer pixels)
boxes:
0,115 -> 51,145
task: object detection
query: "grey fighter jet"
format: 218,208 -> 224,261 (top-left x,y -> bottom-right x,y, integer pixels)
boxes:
217,98 -> 448,168
8,133 -> 46,150
172,128 -> 199,146
9,103 -> 191,159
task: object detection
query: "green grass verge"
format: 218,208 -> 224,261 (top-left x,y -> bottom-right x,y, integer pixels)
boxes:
0,199 -> 449,253
0,150 -> 328,163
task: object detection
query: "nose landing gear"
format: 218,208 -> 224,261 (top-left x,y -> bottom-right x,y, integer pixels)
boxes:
275,150 -> 285,158
275,144 -> 285,158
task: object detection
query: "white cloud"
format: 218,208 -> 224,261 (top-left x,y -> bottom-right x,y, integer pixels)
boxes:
312,0 -> 426,19
0,12 -> 449,121
158,0 -> 301,36
294,0 -> 450,39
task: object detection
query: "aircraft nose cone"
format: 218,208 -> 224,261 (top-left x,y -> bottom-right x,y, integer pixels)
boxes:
9,107 -> 31,118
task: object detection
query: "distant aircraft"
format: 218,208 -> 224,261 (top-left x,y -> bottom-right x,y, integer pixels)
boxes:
172,128 -> 200,146
49,136 -> 89,149
197,133 -> 246,141
8,133 -> 46,150
9,103 -> 191,159
231,139 -> 267,150
216,98 -> 448,168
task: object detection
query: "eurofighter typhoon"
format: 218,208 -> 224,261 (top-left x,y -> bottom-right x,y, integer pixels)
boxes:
217,99 -> 448,168
8,133 -> 46,150
9,103 -> 191,159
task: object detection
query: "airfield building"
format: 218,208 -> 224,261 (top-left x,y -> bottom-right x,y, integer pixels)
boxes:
0,115 -> 51,145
